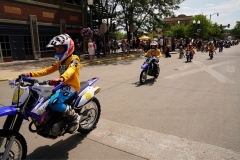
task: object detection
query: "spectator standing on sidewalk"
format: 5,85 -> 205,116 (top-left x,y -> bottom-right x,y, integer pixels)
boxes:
121,39 -> 127,56
132,38 -> 136,51
88,39 -> 95,62
172,38 -> 176,51
74,39 -> 82,57
164,39 -> 171,58
160,37 -> 164,52
110,39 -> 114,55
126,39 -> 130,56
136,37 -> 140,52
113,39 -> 118,53
141,40 -> 145,52
93,41 -> 99,58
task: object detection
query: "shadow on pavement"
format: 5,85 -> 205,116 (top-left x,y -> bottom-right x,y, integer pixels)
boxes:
27,133 -> 87,159
133,78 -> 157,87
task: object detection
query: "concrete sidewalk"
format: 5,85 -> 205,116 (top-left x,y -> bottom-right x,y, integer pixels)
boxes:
0,51 -> 143,82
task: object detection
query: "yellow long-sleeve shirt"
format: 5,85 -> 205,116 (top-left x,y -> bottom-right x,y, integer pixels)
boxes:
208,44 -> 216,51
145,49 -> 162,57
31,55 -> 80,92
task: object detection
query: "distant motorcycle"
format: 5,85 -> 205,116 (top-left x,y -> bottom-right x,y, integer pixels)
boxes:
140,56 -> 160,84
179,47 -> 185,59
186,51 -> 193,62
219,45 -> 223,52
0,75 -> 101,160
209,50 -> 214,59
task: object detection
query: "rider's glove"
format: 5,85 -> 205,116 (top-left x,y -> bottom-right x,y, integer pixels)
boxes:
49,77 -> 63,86
20,73 -> 31,77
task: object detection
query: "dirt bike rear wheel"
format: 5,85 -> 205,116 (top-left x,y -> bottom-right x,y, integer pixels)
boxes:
0,130 -> 27,160
77,97 -> 101,134
140,70 -> 147,84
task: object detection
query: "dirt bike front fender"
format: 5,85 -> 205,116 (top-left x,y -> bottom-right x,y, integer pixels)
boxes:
141,63 -> 150,69
0,106 -> 18,117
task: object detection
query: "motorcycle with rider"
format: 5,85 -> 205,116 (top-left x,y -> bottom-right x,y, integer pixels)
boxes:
0,34 -> 101,160
208,41 -> 216,59
140,41 -> 162,84
185,43 -> 195,62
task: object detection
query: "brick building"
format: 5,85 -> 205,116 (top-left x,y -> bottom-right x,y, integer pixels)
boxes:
0,0 -> 86,63
164,14 -> 192,26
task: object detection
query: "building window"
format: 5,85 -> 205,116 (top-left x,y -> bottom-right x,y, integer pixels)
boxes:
39,36 -> 55,54
0,35 -> 11,57
23,36 -> 33,56
63,0 -> 81,5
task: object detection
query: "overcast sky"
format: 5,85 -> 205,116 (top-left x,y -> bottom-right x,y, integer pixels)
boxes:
173,0 -> 240,29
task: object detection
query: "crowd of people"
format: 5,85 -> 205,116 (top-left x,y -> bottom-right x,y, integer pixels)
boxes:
73,36 -> 239,61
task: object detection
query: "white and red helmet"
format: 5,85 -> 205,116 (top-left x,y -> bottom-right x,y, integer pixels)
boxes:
46,34 -> 75,62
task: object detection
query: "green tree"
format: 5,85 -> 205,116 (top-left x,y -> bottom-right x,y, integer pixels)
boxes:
114,0 -> 184,40
230,21 -> 240,39
184,14 -> 212,40
182,14 -> 225,40
208,23 -> 225,39
115,31 -> 127,40
170,24 -> 187,39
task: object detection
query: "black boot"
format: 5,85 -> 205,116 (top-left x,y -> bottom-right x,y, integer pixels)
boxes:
63,105 -> 80,134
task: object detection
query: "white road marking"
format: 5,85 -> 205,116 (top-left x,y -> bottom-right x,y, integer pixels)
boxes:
194,55 -> 240,58
88,119 -> 240,159
226,66 -> 235,72
165,61 -> 235,83
178,64 -> 191,71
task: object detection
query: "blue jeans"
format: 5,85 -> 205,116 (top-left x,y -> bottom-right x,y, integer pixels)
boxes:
49,90 -> 77,113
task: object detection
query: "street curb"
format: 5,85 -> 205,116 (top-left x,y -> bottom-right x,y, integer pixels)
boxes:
0,76 -> 17,82
0,53 -> 142,82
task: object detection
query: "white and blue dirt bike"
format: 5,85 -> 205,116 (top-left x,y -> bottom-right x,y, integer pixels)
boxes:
140,56 -> 160,84
0,75 -> 101,160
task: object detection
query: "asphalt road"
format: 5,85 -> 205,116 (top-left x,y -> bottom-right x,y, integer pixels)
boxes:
0,45 -> 240,159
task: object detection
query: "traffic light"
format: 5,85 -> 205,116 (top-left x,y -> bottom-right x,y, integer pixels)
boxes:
228,24 -> 230,28
220,24 -> 222,28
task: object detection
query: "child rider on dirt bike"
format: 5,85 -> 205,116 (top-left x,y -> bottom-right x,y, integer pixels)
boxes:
21,34 -> 80,134
142,41 -> 162,74
208,41 -> 216,56
186,43 -> 195,60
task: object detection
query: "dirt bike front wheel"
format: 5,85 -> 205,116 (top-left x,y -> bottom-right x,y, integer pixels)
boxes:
154,67 -> 160,78
0,130 -> 27,160
140,70 -> 147,84
77,97 -> 101,134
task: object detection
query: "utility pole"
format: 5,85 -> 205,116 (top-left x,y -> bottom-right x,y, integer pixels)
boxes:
210,13 -> 219,22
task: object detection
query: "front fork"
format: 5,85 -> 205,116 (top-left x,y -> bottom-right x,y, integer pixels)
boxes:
0,114 -> 24,160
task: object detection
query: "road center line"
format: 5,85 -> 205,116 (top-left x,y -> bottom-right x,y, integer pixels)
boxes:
87,119 -> 240,159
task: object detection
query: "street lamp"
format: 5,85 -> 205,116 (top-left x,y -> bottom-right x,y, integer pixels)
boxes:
193,20 -> 200,38
87,0 -> 93,29
210,13 -> 219,22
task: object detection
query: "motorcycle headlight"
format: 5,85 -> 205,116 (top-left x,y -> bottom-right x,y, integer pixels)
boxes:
8,79 -> 16,88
